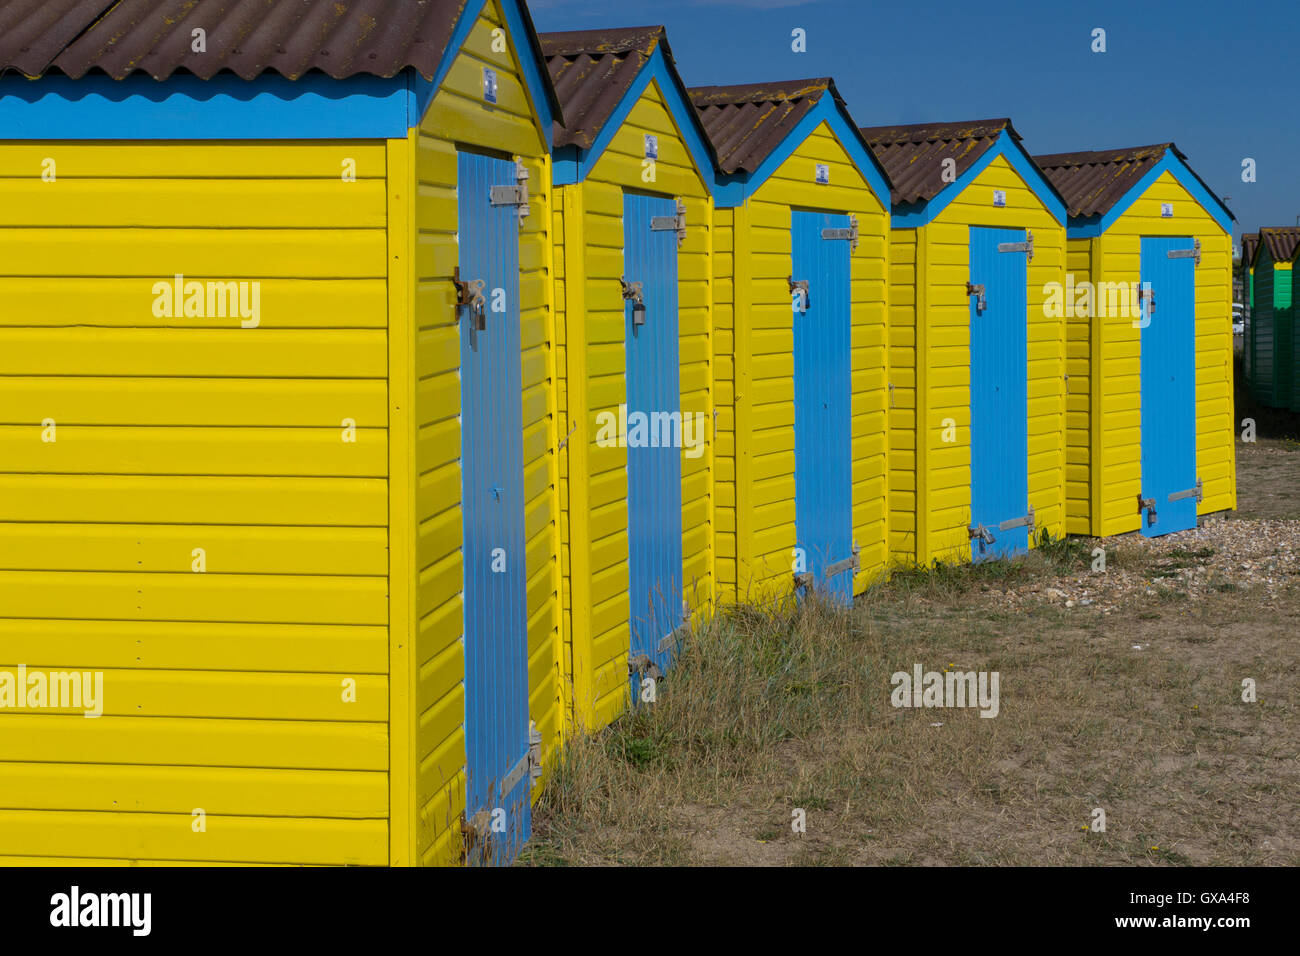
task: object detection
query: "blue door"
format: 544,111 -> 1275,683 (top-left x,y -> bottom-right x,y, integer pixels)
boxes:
458,150 -> 530,865
791,210 -> 854,604
624,192 -> 684,691
1139,236 -> 1198,536
969,226 -> 1030,560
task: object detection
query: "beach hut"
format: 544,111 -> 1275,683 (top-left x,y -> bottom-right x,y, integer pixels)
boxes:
1242,232 -> 1258,389
0,0 -> 562,868
1249,227 -> 1300,408
689,79 -> 892,605
860,120 -> 1068,564
539,26 -> 719,733
1035,144 -> 1235,537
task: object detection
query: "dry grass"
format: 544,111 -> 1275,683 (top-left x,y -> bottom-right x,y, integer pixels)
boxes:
523,535 -> 1299,866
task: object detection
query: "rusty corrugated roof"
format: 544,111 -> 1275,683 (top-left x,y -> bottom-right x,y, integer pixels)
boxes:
539,25 -> 669,150
1257,226 -> 1300,265
1241,232 -> 1258,271
689,78 -> 834,175
859,118 -> 1013,205
1034,144 -> 1171,218
0,0 -> 472,81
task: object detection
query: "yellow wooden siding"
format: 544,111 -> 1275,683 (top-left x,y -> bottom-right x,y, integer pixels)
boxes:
900,154 -> 1067,564
712,208 -> 738,595
1064,237 -> 1095,534
719,122 -> 889,600
886,229 -> 919,562
410,0 -> 560,866
0,141 -> 389,865
1088,171 -> 1234,535
554,79 -> 713,732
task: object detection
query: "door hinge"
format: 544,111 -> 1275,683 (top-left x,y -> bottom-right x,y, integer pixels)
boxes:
620,275 -> 646,325
452,266 -> 487,330
789,275 -> 810,312
650,199 -> 687,247
1168,478 -> 1203,503
1167,238 -> 1201,266
997,505 -> 1035,535
966,281 -> 986,313
500,719 -> 543,795
821,214 -> 859,251
824,544 -> 861,579
1137,493 -> 1157,526
997,230 -> 1033,261
488,160 -> 530,223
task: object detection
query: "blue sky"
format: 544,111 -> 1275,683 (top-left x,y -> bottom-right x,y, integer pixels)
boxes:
529,0 -> 1299,246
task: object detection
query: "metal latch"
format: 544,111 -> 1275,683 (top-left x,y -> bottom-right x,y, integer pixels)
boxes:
1168,479 -> 1203,503
821,214 -> 859,251
650,199 -> 687,247
488,160 -> 530,223
1167,238 -> 1201,266
824,543 -> 861,579
453,267 -> 487,330
1139,286 -> 1155,318
789,276 -> 810,312
968,524 -> 996,550
620,275 -> 646,325
966,281 -> 986,313
1137,493 -> 1157,527
628,653 -> 663,681
998,505 -> 1035,535
792,571 -> 814,589
997,230 -> 1034,261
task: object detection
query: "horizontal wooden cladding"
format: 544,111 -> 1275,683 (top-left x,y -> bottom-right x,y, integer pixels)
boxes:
0,179 -> 387,229
0,329 -> 386,377
0,570 -> 386,624
1,228 -> 386,277
0,378 -> 387,426
0,762 -> 386,818
0,524 -> 386,576
0,425 -> 386,477
0,475 -> 386,525
0,279 -> 387,328
0,143 -> 388,180
0,713 -> 386,769
0,810 -> 386,866
0,668 -> 384,720
0,618 -> 385,672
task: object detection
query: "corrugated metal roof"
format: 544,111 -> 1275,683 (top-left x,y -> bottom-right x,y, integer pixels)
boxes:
1241,232 -> 1258,271
688,78 -> 833,175
0,0 -> 469,81
858,118 -> 1013,205
1034,144 -> 1169,218
539,25 -> 667,150
1257,226 -> 1300,264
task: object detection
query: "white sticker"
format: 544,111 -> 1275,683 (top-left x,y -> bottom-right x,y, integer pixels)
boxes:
815,163 -> 829,184
993,189 -> 1007,207
1161,202 -> 1174,218
644,134 -> 658,160
483,67 -> 498,104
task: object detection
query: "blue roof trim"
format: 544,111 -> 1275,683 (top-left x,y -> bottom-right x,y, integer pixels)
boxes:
1065,151 -> 1234,238
712,96 -> 891,209
890,129 -> 1067,228
0,71 -> 408,139
552,46 -> 715,188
